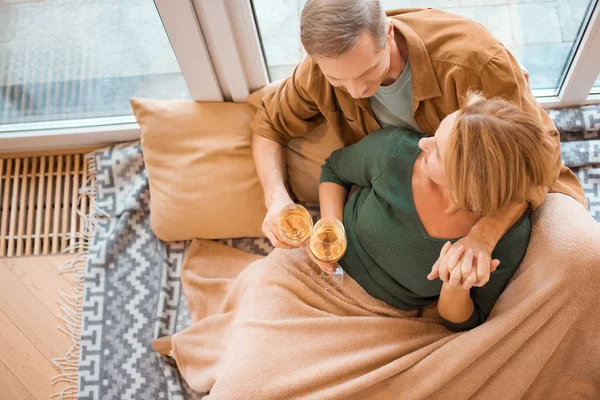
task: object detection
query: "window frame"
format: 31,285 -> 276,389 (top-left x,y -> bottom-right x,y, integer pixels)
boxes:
0,0 -> 222,153
230,0 -> 600,108
536,0 -> 600,108
2,0 -> 600,152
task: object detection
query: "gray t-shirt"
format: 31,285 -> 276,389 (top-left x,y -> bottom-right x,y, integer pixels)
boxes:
370,59 -> 422,132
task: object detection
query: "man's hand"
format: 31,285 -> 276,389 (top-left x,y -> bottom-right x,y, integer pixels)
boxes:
262,197 -> 296,249
430,202 -> 527,287
428,236 -> 500,288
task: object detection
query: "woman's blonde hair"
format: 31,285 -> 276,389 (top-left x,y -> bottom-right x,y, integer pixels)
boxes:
445,92 -> 558,216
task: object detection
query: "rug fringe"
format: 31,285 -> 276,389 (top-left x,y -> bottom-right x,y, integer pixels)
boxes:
51,152 -> 98,400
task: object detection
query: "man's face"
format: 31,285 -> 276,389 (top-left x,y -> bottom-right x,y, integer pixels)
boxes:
314,30 -> 391,99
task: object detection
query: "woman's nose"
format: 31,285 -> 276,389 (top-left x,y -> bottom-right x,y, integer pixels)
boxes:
418,137 -> 432,151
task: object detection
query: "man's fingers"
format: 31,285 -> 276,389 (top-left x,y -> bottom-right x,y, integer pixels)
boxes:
491,259 -> 500,271
473,259 -> 500,287
461,249 -> 474,277
474,252 -> 491,287
476,251 -> 489,284
461,268 -> 477,290
266,230 -> 294,250
445,245 -> 465,274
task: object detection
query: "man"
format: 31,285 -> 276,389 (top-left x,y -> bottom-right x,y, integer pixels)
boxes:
251,0 -> 585,284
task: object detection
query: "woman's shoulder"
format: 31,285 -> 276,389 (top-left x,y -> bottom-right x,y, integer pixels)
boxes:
361,127 -> 422,150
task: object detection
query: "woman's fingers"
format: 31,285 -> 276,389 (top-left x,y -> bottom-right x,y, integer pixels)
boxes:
427,260 -> 440,280
440,245 -> 465,282
440,241 -> 452,257
428,242 -> 452,280
321,263 -> 335,275
307,247 -> 334,274
448,261 -> 462,288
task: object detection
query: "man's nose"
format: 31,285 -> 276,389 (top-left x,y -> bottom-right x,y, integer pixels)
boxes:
347,81 -> 364,99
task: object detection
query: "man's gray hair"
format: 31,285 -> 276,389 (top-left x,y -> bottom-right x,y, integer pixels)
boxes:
300,0 -> 388,58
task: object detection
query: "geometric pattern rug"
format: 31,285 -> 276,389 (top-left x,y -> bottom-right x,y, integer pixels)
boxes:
75,142 -> 278,400
66,103 -> 600,399
552,104 -> 600,222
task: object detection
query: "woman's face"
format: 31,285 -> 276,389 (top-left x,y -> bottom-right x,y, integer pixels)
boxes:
418,111 -> 459,187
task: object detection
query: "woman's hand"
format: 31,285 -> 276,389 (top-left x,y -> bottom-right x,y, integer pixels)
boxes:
428,240 -> 499,289
305,243 -> 336,275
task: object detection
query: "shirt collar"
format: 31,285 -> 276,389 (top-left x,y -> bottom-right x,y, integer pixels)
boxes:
389,16 -> 442,102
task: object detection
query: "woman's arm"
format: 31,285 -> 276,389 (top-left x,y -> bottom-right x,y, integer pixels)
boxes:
319,129 -> 399,193
436,221 -> 530,332
319,130 -> 401,221
438,283 -> 476,329
318,182 -> 347,222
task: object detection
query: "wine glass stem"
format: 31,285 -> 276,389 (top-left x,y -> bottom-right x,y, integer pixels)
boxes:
321,263 -> 344,278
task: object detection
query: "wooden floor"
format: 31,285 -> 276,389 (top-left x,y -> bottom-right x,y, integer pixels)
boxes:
0,254 -> 78,400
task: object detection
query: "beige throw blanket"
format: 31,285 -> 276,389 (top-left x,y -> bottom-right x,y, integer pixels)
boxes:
172,194 -> 600,399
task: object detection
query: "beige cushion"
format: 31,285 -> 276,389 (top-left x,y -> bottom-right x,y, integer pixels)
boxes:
249,82 -> 344,203
131,98 -> 267,241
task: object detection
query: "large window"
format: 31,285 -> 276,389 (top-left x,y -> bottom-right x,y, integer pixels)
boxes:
0,0 -> 190,126
253,0 -> 598,99
1,0 -> 599,150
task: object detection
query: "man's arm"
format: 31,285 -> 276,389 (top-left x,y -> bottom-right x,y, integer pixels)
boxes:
252,133 -> 295,249
468,202 -> 527,251
480,48 -> 585,208
437,47 -> 568,285
250,58 -> 325,248
465,48 -> 581,265
252,133 -> 291,210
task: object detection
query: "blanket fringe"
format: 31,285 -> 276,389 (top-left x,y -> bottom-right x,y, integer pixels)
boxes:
51,152 -> 98,400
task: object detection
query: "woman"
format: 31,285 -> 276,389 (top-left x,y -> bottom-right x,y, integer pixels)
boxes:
153,93 -> 557,398
314,91 -> 555,331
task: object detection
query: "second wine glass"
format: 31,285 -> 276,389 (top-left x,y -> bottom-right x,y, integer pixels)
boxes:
309,217 -> 346,286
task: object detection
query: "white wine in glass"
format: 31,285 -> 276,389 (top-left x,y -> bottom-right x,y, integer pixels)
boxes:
277,204 -> 314,246
309,217 -> 346,286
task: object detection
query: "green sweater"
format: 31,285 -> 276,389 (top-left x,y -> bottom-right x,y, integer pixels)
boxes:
320,128 -> 531,332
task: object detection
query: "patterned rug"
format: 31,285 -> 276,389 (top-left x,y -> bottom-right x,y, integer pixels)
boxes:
55,142 -> 275,400
51,105 -> 600,399
553,105 -> 600,221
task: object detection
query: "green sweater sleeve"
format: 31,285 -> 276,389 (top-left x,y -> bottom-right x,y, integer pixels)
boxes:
442,217 -> 531,332
320,129 -> 401,191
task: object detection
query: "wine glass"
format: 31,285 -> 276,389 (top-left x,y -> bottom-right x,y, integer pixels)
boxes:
309,217 -> 346,286
277,204 -> 314,246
